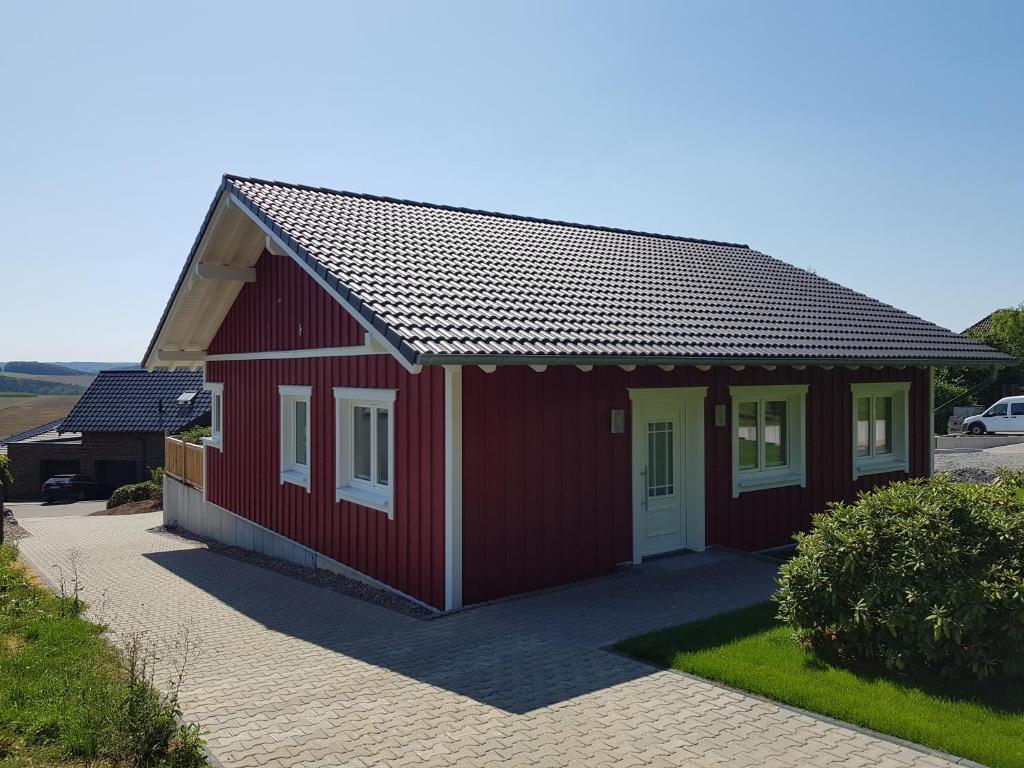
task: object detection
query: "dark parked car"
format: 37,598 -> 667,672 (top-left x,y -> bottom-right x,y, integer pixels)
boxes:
41,474 -> 97,503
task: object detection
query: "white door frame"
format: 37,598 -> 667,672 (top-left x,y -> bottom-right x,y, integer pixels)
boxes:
628,386 -> 707,564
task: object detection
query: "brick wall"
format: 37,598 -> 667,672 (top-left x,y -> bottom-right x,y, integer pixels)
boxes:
6,432 -> 167,500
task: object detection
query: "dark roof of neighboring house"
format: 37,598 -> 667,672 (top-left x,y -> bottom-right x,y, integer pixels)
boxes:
60,370 -> 209,434
1,420 -> 78,445
963,309 -> 1016,337
2,420 -> 62,444
147,175 -> 1014,368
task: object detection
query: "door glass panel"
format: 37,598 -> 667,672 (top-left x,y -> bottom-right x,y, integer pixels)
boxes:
376,408 -> 390,486
764,400 -> 787,467
986,404 -> 1008,416
874,396 -> 893,455
1010,403 -> 1024,416
737,402 -> 759,470
293,400 -> 308,467
353,405 -> 372,481
855,397 -> 871,457
646,421 -> 674,497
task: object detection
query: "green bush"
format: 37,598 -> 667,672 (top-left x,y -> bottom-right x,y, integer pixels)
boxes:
107,481 -> 161,509
0,455 -> 13,492
178,425 -> 211,445
776,477 -> 1024,679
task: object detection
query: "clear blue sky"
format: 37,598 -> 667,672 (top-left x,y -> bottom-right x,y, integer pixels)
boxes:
2,1 -> 1021,361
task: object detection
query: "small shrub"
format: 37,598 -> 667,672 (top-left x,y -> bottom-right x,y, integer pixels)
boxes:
994,466 -> 1024,490
178,425 -> 211,445
107,481 -> 160,509
775,477 -> 1024,679
0,455 -> 13,492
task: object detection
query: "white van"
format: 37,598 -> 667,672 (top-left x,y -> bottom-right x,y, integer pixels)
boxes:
962,396 -> 1024,435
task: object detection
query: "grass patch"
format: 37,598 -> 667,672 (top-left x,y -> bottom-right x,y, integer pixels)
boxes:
616,602 -> 1024,768
0,545 -> 208,766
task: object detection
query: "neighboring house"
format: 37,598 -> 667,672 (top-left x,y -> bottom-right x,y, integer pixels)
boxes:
963,309 -> 1024,399
5,370 -> 210,498
145,175 -> 1011,611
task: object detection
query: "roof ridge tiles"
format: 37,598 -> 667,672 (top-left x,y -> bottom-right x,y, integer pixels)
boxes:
222,174 -> 751,251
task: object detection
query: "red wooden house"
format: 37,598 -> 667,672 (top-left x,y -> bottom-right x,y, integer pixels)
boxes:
146,176 -> 1010,612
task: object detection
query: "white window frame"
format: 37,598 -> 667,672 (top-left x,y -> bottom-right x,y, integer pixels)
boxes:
851,382 -> 911,480
729,384 -> 808,497
203,382 -> 224,451
279,385 -> 312,492
334,387 -> 397,517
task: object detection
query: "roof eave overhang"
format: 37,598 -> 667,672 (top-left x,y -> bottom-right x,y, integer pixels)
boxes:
143,180 -> 422,375
416,354 -> 1017,369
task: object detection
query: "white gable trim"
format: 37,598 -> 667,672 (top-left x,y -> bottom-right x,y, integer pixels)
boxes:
228,195 -> 421,375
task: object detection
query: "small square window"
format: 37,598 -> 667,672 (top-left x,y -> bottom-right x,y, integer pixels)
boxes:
729,385 -> 808,497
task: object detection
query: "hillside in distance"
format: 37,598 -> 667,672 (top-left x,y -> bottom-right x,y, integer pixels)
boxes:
1,361 -> 85,376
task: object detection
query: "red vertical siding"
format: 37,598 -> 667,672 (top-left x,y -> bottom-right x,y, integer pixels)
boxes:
461,364 -> 930,605
204,251 -> 446,609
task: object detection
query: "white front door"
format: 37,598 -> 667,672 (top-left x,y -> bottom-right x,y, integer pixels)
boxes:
629,386 -> 707,563
634,403 -> 686,557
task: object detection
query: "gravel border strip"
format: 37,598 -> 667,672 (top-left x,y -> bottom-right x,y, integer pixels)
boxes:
149,525 -> 435,620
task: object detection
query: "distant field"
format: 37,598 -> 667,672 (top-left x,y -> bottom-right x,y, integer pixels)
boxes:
0,395 -> 80,439
1,371 -> 95,388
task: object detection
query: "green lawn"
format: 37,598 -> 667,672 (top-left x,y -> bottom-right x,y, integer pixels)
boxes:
617,602 -> 1024,768
0,545 -> 207,766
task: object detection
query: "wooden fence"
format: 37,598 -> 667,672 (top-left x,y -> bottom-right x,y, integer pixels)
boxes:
165,436 -> 204,490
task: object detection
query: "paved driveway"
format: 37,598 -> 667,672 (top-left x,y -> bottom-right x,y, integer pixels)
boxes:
6,498 -> 109,519
16,514 -> 957,768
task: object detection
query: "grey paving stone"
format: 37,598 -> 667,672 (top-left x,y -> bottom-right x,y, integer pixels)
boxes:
17,513 -> 960,768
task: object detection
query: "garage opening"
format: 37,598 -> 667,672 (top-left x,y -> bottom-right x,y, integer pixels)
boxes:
94,460 -> 140,497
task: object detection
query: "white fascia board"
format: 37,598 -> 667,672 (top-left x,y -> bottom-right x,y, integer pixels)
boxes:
728,384 -> 810,398
279,385 -> 313,397
333,387 -> 398,403
850,381 -> 912,395
228,195 -> 422,375
205,345 -> 384,362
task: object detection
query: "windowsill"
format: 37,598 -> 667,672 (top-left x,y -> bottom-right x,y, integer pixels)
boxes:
202,436 -> 223,452
733,471 -> 806,498
336,484 -> 392,517
854,458 -> 909,480
280,469 -> 310,492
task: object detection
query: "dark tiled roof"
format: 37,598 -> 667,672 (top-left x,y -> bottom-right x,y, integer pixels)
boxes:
171,175 -> 1014,366
0,420 -> 75,445
963,310 -> 1013,337
61,370 -> 210,434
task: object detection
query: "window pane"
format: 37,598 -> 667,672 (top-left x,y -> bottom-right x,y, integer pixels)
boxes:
213,395 -> 222,435
874,396 -> 893,455
1011,403 -> 1024,416
764,400 -> 787,467
376,408 -> 389,486
856,397 -> 871,457
987,404 -> 1008,416
646,421 -> 674,497
294,400 -> 307,466
353,405 -> 372,481
737,402 -> 759,470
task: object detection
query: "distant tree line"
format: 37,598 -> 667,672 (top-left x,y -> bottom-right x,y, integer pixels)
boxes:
0,361 -> 87,376
0,375 -> 86,396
